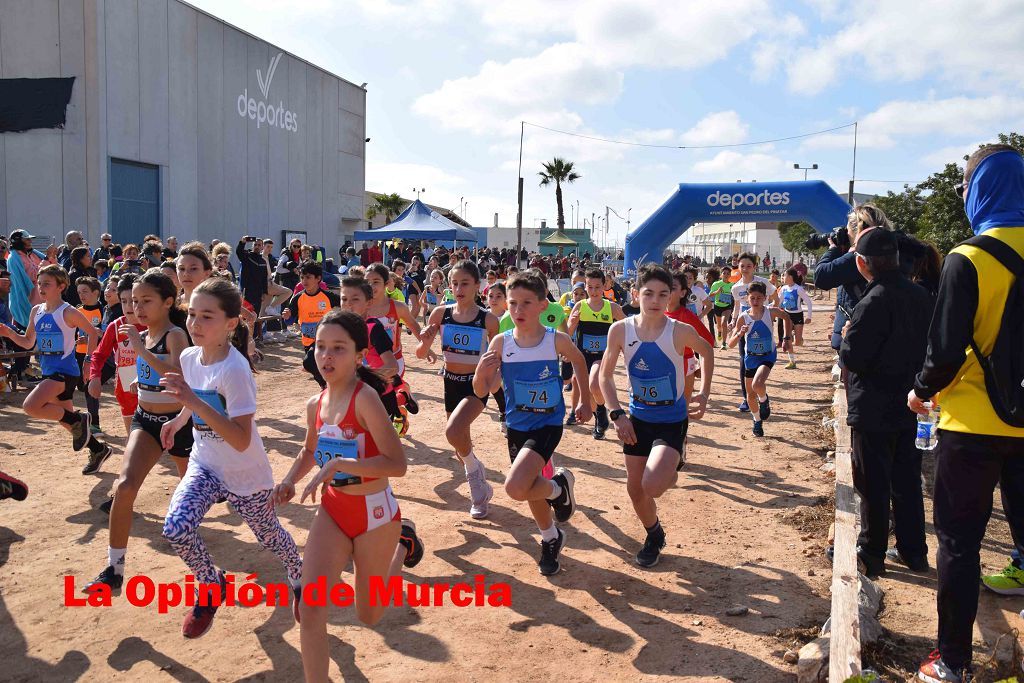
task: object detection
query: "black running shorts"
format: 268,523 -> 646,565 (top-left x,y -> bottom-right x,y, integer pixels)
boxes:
443,370 -> 487,414
623,416 -> 687,457
506,425 -> 562,464
42,372 -> 78,401
131,407 -> 193,457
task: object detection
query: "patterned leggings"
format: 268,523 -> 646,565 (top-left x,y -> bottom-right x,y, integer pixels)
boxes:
163,464 -> 302,585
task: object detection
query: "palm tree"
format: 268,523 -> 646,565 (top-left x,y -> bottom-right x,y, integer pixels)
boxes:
365,192 -> 407,225
538,158 -> 581,231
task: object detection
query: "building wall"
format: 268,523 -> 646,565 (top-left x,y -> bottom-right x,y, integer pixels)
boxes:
0,0 -> 365,251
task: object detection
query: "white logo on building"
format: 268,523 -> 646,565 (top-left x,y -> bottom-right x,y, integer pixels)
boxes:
237,52 -> 298,133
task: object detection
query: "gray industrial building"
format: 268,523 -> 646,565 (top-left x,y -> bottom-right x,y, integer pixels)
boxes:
0,0 -> 366,250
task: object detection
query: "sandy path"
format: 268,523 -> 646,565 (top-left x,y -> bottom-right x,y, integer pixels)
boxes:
1,315 -> 847,682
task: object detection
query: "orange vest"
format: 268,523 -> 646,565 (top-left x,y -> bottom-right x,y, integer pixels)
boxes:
76,305 -> 102,354
298,290 -> 333,346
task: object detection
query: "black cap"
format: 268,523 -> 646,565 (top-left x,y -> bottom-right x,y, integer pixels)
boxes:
9,229 -> 37,241
855,228 -> 898,257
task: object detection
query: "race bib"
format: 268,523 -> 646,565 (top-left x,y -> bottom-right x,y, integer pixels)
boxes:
314,435 -> 361,486
37,329 -> 63,356
718,292 -> 733,305
580,333 -> 608,354
746,332 -> 772,355
192,388 -> 228,431
442,325 -> 484,355
426,291 -> 439,305
136,354 -> 165,391
300,321 -> 319,339
514,377 -> 561,413
783,290 -> 798,311
630,375 -> 674,406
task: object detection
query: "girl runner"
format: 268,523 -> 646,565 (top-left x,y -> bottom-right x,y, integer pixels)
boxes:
420,268 -> 446,323
727,282 -> 792,437
486,283 -> 510,432
473,272 -> 592,576
730,253 -> 778,413
416,261 -> 500,519
273,310 -> 422,682
84,270 -> 192,592
89,274 -> 146,435
779,268 -> 813,368
74,276 -> 106,435
175,242 -> 214,304
708,266 -> 734,349
158,278 -> 303,639
365,263 -> 423,427
0,264 -> 109,471
666,272 -> 715,406
600,264 -> 715,567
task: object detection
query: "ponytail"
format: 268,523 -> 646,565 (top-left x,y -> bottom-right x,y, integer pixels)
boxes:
231,321 -> 255,372
356,365 -> 388,395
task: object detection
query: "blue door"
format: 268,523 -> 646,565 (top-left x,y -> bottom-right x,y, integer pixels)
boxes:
109,158 -> 160,244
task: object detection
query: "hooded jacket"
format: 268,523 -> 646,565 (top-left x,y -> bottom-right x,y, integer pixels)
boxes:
913,150 -> 1024,438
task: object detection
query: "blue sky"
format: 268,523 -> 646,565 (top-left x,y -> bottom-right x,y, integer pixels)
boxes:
189,0 -> 1024,246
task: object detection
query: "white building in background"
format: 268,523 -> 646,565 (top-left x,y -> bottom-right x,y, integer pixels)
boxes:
672,221 -> 786,264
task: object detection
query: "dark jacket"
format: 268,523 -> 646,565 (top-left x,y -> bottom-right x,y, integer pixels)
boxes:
813,247 -> 866,349
840,271 -> 931,431
236,239 -> 268,300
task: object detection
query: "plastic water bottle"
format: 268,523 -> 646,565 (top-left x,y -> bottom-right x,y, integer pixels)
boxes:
916,402 -> 940,450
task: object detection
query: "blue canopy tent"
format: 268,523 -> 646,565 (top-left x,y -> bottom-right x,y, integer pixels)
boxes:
353,200 -> 479,251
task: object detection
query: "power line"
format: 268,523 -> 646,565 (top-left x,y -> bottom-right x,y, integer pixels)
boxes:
855,179 -> 921,184
522,120 -> 857,150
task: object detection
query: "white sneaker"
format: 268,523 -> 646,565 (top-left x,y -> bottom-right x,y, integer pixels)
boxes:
467,467 -> 493,519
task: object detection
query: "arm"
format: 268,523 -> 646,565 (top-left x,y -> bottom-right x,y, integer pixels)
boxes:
675,323 -> 714,419
838,297 -> 885,375
281,293 -> 300,320
771,307 -> 793,352
0,307 -> 37,349
727,315 -> 747,348
472,335 -> 504,397
275,396 -> 321,505
798,287 -> 814,319
913,253 -> 977,400
566,302 -> 582,335
610,302 -> 626,322
90,320 -> 118,381
396,301 -> 422,339
415,307 -> 444,358
812,249 -> 859,291
555,331 -> 593,422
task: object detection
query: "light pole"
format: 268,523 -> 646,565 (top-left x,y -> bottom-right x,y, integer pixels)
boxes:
463,201 -> 468,221
793,163 -> 818,181
414,187 -> 426,199
459,196 -> 464,217
576,200 -> 580,230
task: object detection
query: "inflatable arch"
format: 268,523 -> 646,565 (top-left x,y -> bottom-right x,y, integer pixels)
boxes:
623,181 -> 851,277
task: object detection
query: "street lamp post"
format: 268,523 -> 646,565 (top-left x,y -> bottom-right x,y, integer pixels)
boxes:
793,163 -> 818,181
414,187 -> 426,199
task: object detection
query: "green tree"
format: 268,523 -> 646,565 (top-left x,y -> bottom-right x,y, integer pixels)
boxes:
365,192 -> 407,225
917,163 -> 971,254
538,157 -> 581,231
873,184 -> 925,234
777,221 -> 821,256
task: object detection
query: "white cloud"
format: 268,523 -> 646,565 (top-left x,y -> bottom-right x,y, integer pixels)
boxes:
691,150 -> 790,181
783,0 -> 1024,94
681,111 -> 749,146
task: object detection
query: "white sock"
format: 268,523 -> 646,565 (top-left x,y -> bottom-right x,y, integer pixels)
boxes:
539,525 -> 559,542
109,547 -> 126,575
463,451 -> 482,475
757,394 -> 767,403
788,353 -> 796,362
546,480 -> 563,501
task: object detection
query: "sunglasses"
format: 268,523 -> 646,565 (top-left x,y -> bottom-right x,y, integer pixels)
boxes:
954,181 -> 966,199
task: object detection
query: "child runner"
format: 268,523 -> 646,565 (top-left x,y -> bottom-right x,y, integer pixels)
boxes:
89,275 -> 146,435
339,277 -> 403,427
486,282 -> 510,430
473,272 -> 592,575
682,266 -> 711,319
600,264 -> 715,567
563,283 -> 588,422
727,282 -> 792,437
175,242 -> 214,304
282,261 -> 339,389
83,269 -> 192,592
666,272 -> 715,405
158,278 -> 303,638
365,263 -> 423,426
0,264 -> 110,472
779,268 -> 813,368
567,268 -> 625,440
75,276 -> 106,435
730,252 -> 778,413
416,261 -> 500,519
708,266 -> 734,349
273,310 -> 422,681
420,268 -> 446,324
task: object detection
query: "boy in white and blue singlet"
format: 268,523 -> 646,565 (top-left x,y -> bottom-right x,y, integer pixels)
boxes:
728,281 -> 792,437
473,272 -> 593,577
600,264 -> 715,568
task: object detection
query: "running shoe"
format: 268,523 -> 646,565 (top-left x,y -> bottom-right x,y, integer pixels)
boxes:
467,467 -> 493,520
403,391 -> 419,415
759,396 -> 771,421
752,420 -> 764,437
885,548 -> 930,573
82,443 -> 113,475
98,497 -> 113,514
89,424 -> 105,437
916,650 -> 972,682
83,565 -> 123,593
981,558 -> 1024,595
720,342 -> 727,350
857,546 -> 886,579
70,411 -> 91,452
565,412 -> 577,426
399,519 -> 425,568
738,400 -> 750,413
0,471 -> 28,501
182,571 -> 226,639
785,360 -> 797,369
636,527 -> 667,568
292,584 -> 302,624
538,527 -> 566,576
563,383 -> 572,393
549,468 -> 576,523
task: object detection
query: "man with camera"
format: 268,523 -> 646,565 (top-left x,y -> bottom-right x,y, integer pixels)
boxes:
237,235 -> 269,340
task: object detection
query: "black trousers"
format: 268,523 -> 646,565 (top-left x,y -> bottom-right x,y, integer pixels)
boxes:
302,344 -> 326,389
851,428 -> 927,561
934,429 -> 1024,669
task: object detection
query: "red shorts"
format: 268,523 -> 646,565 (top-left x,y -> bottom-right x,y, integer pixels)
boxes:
321,486 -> 400,539
115,384 -> 139,417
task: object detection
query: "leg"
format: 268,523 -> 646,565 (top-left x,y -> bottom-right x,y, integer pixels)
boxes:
505,449 -> 556,504
999,450 -> 1024,562
794,323 -> 804,347
444,397 -> 486,460
109,429 -> 165,549
737,336 -> 747,396
641,444 -> 682,499
231,489 -> 303,584
303,345 -> 326,388
625,455 -> 657,527
851,429 -> 896,563
588,363 -> 604,408
162,465 -> 222,584
350,519 -> 403,626
752,364 -> 772,402
300,509 -> 354,683
890,429 -> 927,560
933,431 -> 1002,670
743,375 -> 757,416
23,379 -> 72,425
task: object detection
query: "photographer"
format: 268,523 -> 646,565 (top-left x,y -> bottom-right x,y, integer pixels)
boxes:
237,235 -> 269,340
812,204 -> 891,350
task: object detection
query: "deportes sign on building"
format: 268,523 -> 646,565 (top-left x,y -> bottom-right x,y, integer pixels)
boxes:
237,52 -> 299,132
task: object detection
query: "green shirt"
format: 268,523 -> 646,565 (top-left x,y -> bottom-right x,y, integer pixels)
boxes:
498,301 -> 566,332
709,280 -> 734,307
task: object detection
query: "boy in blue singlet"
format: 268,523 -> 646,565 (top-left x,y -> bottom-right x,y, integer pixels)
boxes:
727,281 -> 792,437
600,264 -> 715,568
473,272 -> 592,576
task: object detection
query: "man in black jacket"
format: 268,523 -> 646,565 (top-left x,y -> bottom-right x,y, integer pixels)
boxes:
236,235 -> 268,339
839,228 -> 931,578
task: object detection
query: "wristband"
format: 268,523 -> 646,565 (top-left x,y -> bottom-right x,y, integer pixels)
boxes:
609,409 -> 626,421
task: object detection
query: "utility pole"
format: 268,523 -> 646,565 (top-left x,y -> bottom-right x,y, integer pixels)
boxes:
516,121 -> 524,265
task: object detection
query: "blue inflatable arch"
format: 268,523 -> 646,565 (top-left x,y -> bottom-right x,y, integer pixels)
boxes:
623,181 -> 851,277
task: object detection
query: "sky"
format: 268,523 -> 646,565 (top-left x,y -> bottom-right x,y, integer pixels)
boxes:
189,0 -> 1024,247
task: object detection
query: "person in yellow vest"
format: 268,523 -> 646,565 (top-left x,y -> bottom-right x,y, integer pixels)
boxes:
282,262 -> 339,388
75,276 -> 105,435
908,144 -> 1024,683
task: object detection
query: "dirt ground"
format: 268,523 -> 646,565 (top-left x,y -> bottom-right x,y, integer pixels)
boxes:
0,311 -> 1019,682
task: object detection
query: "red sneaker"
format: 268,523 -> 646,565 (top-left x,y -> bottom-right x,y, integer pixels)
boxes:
182,572 -> 225,639
0,471 -> 28,501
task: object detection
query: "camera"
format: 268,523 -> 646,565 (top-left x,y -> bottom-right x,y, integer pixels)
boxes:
805,226 -> 850,251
